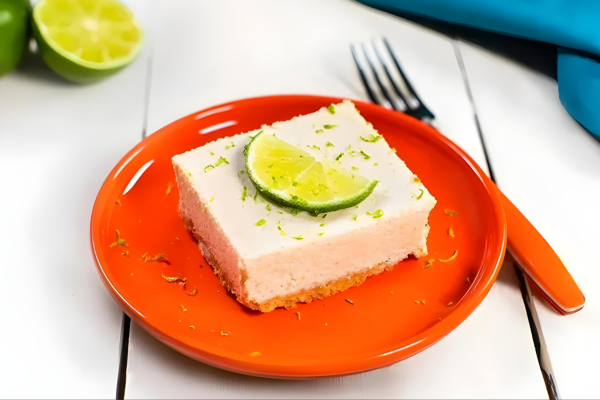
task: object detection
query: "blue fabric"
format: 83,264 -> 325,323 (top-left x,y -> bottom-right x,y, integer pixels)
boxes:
358,0 -> 600,139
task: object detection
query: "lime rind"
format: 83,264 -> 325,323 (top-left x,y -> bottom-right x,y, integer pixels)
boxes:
245,132 -> 379,215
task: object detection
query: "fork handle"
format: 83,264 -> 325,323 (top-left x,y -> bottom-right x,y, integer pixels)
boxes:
494,186 -> 585,314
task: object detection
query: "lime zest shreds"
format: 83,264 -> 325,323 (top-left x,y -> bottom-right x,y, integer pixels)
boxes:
326,142 -> 335,147
225,142 -> 235,149
318,232 -> 325,236
320,223 -> 325,227
292,235 -> 304,240
255,219 -> 266,227
323,124 -> 337,130
215,156 -> 229,167
309,145 -> 320,150
439,250 -> 458,263
335,152 -> 344,161
359,150 -> 371,160
253,192 -> 266,204
415,189 -> 424,200
238,170 -> 245,177
360,134 -> 382,143
241,186 -> 248,201
209,197 -> 214,202
204,164 -> 214,173
266,204 -> 272,211
352,166 -> 359,172
352,215 -> 357,221
367,209 -> 384,218
210,151 -> 215,155
315,129 -> 324,134
444,209 -> 460,216
327,105 -> 336,114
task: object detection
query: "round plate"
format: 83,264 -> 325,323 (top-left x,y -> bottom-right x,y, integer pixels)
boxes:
91,95 -> 506,378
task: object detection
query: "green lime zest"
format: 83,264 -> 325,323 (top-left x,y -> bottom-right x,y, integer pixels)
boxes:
255,219 -> 266,226
327,105 -> 336,114
323,124 -> 337,130
367,209 -> 384,219
360,134 -> 382,143
215,156 -> 229,167
241,186 -> 247,201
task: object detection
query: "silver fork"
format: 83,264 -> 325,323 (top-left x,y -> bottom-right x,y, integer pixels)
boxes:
351,38 -> 435,124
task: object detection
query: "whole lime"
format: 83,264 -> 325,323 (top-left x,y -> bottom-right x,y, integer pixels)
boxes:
0,0 -> 30,77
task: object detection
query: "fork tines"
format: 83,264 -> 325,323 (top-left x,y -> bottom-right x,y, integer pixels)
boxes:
351,38 -> 434,122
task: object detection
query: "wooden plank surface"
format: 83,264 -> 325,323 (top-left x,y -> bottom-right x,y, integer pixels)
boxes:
0,0 -> 150,396
124,2 -> 547,398
459,41 -> 600,399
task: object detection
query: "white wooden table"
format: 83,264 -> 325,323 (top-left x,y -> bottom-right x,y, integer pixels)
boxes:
0,0 -> 597,398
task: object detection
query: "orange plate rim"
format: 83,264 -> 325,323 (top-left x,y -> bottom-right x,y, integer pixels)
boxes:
90,94 -> 507,379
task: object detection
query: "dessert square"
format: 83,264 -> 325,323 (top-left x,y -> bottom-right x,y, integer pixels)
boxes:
172,101 -> 436,312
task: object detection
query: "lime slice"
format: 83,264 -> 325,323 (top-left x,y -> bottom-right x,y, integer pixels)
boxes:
32,0 -> 143,83
0,0 -> 31,77
245,132 -> 379,214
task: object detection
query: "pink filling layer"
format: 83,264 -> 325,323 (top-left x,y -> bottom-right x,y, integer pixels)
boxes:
175,159 -> 431,306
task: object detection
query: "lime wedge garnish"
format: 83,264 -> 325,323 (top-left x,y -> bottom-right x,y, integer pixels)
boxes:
245,132 -> 379,214
33,0 -> 143,83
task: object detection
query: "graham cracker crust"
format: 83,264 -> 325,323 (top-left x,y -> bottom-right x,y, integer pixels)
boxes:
182,211 -> 396,313
248,260 -> 395,312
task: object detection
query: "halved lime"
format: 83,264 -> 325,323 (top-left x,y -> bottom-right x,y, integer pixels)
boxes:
32,0 -> 143,83
245,132 -> 379,214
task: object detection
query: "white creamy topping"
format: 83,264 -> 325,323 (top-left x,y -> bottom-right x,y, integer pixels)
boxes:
172,100 -> 436,260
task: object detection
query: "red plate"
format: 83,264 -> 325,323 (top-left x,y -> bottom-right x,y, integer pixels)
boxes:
91,95 -> 506,378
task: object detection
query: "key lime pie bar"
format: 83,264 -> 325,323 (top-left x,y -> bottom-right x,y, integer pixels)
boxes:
172,101 -> 436,312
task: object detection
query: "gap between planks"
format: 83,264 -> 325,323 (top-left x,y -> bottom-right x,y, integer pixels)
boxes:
452,39 -> 558,400
116,52 -> 154,400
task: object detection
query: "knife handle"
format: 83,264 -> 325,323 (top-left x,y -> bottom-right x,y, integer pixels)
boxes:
496,189 -> 585,314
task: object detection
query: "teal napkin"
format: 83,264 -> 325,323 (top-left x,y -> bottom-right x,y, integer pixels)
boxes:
358,0 -> 600,139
